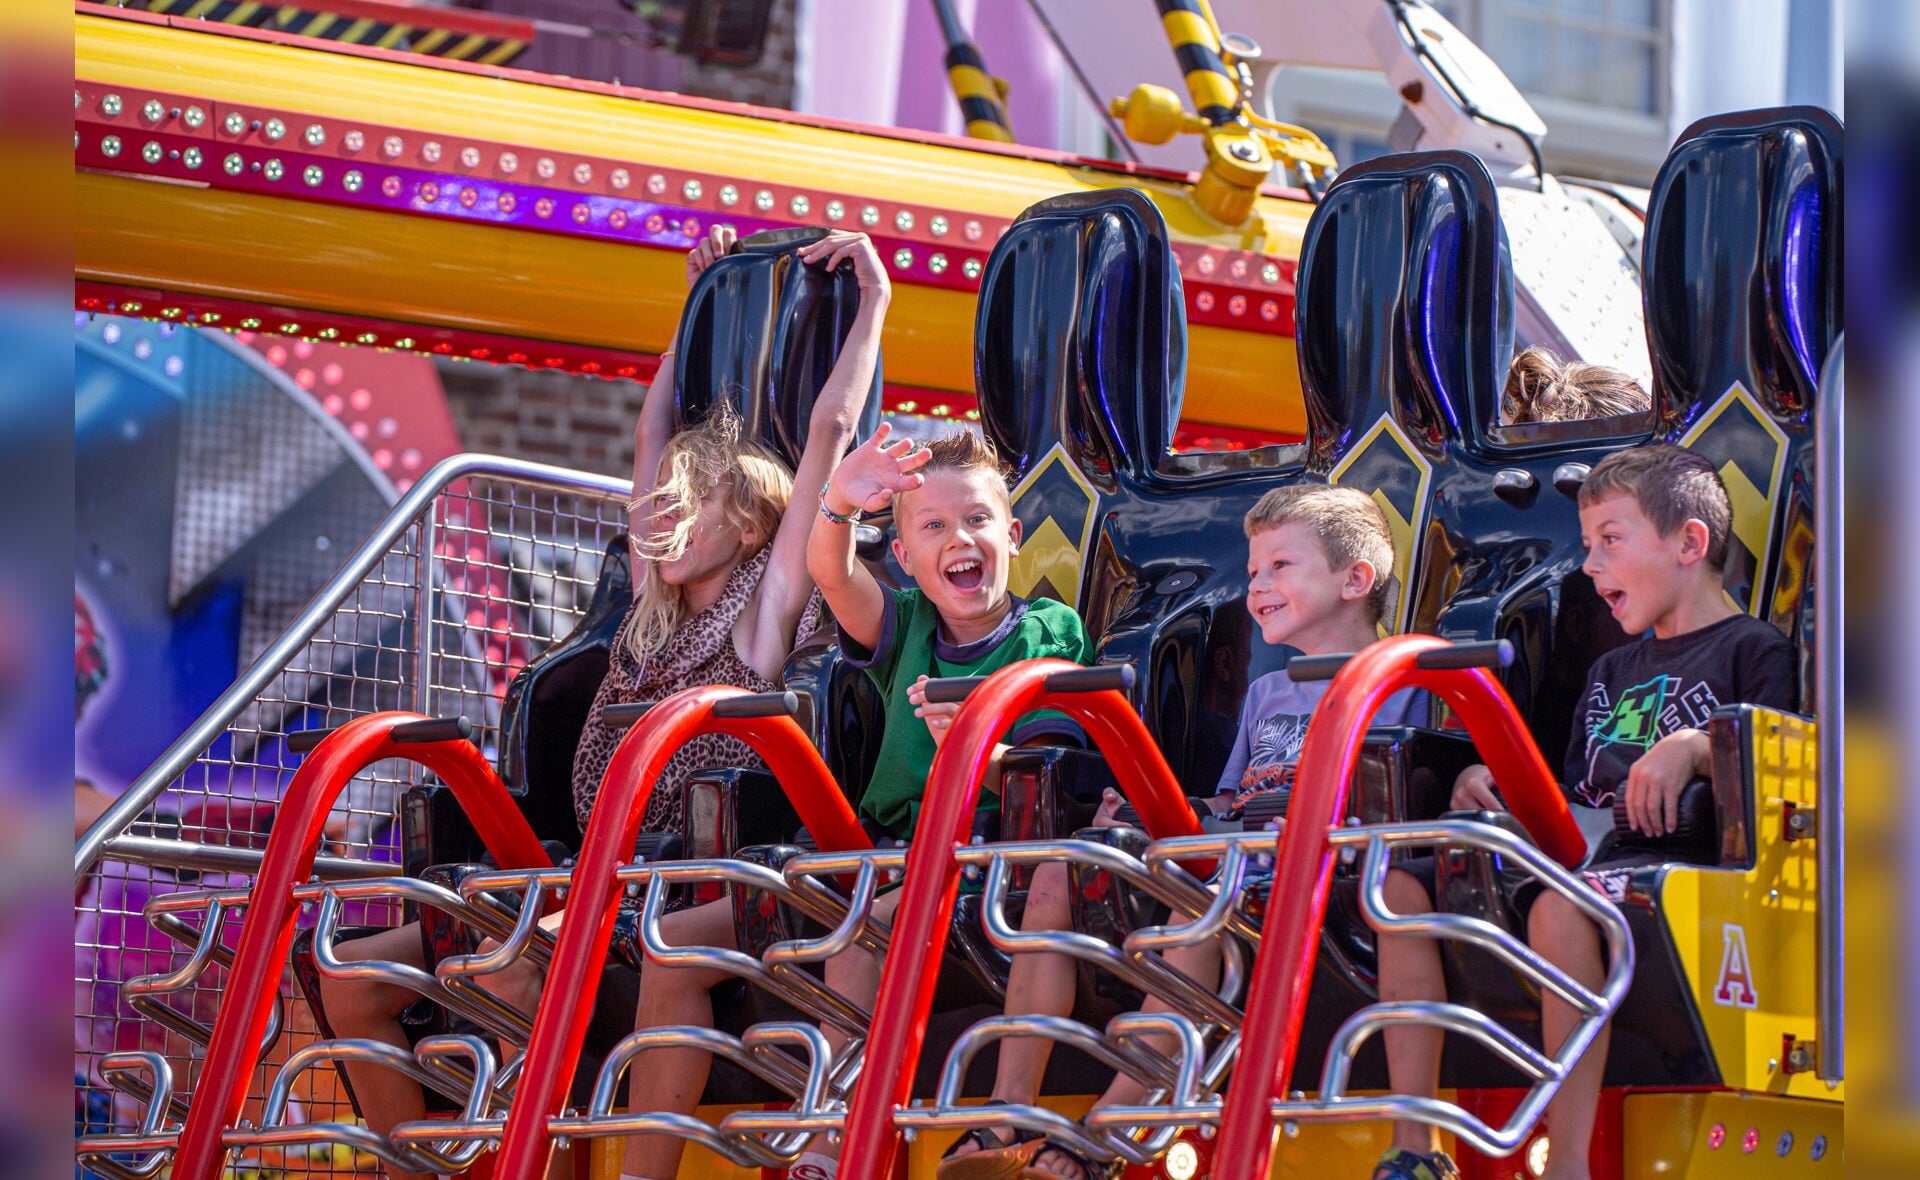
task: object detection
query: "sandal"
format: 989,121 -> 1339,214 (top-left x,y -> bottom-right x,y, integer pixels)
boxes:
1370,1147 -> 1462,1180
937,1107 -> 1120,1180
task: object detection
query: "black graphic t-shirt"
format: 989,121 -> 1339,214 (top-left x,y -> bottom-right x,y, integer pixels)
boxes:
1564,613 -> 1797,808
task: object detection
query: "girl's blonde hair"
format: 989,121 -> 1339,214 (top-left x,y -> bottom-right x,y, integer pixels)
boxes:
623,408 -> 793,666
1502,346 -> 1650,424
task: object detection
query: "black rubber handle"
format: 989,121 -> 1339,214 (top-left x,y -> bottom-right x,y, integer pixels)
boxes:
391,716 -> 474,744
1412,638 -> 1514,671
1286,653 -> 1353,682
285,726 -> 338,754
1043,664 -> 1137,694
288,715 -> 472,753
924,664 -> 1137,704
922,675 -> 989,704
1289,639 -> 1514,682
711,690 -> 801,719
603,702 -> 656,729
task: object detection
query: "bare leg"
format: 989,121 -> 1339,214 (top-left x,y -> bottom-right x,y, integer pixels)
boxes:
803,886 -> 905,1164
987,862 -> 1079,1104
619,899 -> 740,1178
1377,868 -> 1446,1157
318,924 -> 435,1180
946,907 -> 1226,1180
1092,937 -> 1222,1110
1528,891 -> 1607,1180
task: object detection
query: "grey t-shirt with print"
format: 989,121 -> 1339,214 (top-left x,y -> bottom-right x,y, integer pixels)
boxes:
1217,670 -> 1430,811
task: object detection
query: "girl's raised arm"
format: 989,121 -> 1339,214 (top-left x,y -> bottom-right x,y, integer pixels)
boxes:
629,225 -> 736,533
750,232 -> 890,664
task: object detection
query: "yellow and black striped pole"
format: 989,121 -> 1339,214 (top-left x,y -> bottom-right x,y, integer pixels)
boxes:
1155,0 -> 1240,126
931,0 -> 1015,144
1150,0 -> 1269,225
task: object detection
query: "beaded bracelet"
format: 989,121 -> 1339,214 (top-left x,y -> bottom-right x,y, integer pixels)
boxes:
818,482 -> 861,525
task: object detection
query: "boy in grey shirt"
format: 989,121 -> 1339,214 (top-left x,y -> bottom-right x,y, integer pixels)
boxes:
941,485 -> 1423,1180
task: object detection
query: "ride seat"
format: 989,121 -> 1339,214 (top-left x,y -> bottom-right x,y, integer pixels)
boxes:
1407,106 -> 1840,1091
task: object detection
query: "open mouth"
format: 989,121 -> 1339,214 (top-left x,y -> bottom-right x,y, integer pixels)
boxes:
1599,588 -> 1626,615
944,559 -> 985,592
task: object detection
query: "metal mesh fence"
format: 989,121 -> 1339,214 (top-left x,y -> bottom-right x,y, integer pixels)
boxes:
75,460 -> 628,1176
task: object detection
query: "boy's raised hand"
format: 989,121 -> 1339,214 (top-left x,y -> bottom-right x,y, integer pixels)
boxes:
798,229 -> 891,298
1451,763 -> 1504,812
825,421 -> 930,516
686,223 -> 738,287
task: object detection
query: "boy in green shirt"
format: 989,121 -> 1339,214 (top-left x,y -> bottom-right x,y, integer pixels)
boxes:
623,425 -> 1090,1180
820,427 -> 1093,840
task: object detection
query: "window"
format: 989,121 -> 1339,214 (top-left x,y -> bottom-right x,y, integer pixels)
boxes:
1479,0 -> 1668,117
1306,124 -> 1394,170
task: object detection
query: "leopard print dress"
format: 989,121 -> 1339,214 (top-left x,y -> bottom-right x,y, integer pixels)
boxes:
570,545 -> 820,838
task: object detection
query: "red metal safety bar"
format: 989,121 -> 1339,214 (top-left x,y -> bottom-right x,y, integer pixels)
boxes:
1212,634 -> 1583,1178
493,685 -> 871,1177
170,712 -> 550,1180
836,658 -> 1204,1180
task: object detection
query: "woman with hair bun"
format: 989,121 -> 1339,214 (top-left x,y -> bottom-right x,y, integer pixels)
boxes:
1502,345 -> 1651,424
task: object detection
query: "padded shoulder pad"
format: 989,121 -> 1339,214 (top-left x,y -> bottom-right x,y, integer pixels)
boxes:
1296,151 -> 1513,471
497,535 -> 633,842
1643,106 -> 1842,430
974,189 -> 1186,479
674,227 -> 883,467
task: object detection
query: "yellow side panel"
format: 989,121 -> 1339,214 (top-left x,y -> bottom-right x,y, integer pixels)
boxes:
1622,1092 -> 1839,1179
1657,712 -> 1839,1100
586,1096 -> 1406,1177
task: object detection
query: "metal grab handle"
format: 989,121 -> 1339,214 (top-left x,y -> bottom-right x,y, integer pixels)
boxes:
546,1022 -> 842,1165
74,1050 -> 183,1179
286,714 -> 472,753
960,841 -> 1249,1029
126,893 -> 284,1060
222,1035 -> 498,1174
895,1012 -> 1209,1166
923,662 -> 1136,703
1288,639 -> 1514,682
636,859 -> 878,1036
300,877 -> 544,1044
779,847 -> 911,941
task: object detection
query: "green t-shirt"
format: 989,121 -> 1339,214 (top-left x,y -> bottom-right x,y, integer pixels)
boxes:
840,589 -> 1092,838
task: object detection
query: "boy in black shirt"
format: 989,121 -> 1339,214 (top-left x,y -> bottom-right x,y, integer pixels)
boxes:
1372,445 -> 1796,1180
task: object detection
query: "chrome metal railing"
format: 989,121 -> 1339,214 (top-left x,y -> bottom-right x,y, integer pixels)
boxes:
900,821 -> 1632,1168
76,453 -> 630,876
74,455 -> 631,1169
1814,338 -> 1844,1082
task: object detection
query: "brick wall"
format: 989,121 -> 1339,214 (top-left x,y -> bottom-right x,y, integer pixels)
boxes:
678,0 -> 798,111
435,359 -> 648,480
477,0 -> 799,112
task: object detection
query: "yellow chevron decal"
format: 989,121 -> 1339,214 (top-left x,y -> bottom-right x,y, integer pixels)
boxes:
1679,381 -> 1789,616
1008,443 -> 1099,610
1329,414 -> 1433,636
